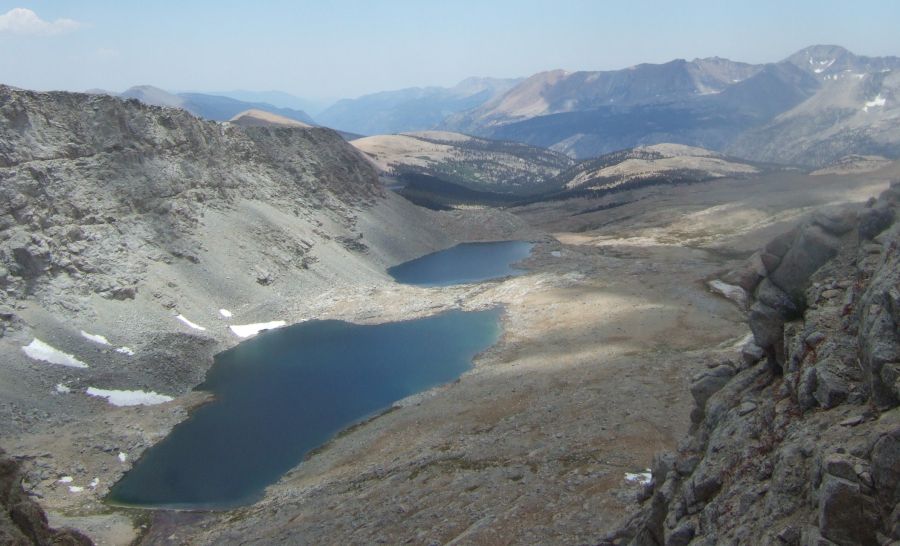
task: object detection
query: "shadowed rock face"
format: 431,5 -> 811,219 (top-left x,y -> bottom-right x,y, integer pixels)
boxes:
0,449 -> 93,545
603,179 -> 900,545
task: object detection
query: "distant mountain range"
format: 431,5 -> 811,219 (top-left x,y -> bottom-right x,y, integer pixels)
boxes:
103,45 -> 898,168
316,77 -> 522,136
440,45 -> 899,166
111,85 -> 316,125
203,90 -> 335,116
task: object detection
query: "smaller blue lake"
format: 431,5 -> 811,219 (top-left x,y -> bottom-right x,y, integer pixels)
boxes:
106,309 -> 501,509
387,241 -> 534,287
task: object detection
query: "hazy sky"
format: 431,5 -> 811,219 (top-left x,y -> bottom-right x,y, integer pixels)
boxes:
1,0 -> 898,99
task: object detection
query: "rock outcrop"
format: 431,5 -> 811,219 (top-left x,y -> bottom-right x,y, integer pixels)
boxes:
603,179 -> 900,545
0,449 -> 92,545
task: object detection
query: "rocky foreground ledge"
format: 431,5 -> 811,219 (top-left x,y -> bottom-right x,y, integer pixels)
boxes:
604,180 -> 900,545
0,449 -> 91,545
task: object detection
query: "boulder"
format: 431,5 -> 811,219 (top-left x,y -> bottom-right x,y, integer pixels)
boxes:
722,252 -> 767,293
859,299 -> 900,407
818,475 -> 878,545
741,342 -> 766,368
823,453 -> 869,484
858,202 -> 894,240
812,206 -> 857,236
760,252 -> 782,274
690,365 -> 735,413
870,428 -> 900,509
756,278 -> 801,319
813,360 -> 849,409
665,521 -> 696,546
765,228 -> 798,259
797,366 -> 819,410
749,302 -> 785,350
770,225 -> 840,304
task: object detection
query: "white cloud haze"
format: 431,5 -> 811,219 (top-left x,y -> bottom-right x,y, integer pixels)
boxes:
0,7 -> 80,36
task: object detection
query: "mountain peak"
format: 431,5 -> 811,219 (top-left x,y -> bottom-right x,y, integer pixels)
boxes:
120,85 -> 184,108
783,45 -> 855,74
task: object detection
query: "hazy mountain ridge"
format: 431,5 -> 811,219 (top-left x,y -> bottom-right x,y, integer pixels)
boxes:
446,57 -> 762,131
316,77 -> 522,136
118,85 -> 316,125
440,46 -> 900,165
728,47 -> 900,166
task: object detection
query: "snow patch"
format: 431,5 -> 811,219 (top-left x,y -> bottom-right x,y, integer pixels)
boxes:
58,476 -> 73,483
551,251 -> 562,258
707,279 -> 748,308
219,308 -> 233,318
85,387 -> 173,407
89,478 -> 99,488
625,469 -> 653,485
80,331 -> 111,346
175,314 -> 206,331
229,320 -> 287,338
118,452 -> 127,462
22,339 -> 88,368
68,486 -> 84,493
116,346 -> 135,356
55,383 -> 71,394
863,94 -> 886,112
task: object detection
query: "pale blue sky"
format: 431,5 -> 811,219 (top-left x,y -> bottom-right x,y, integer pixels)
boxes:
1,0 -> 898,99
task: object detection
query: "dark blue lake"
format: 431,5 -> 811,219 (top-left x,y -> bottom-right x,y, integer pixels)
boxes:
106,309 -> 501,509
387,241 -> 534,287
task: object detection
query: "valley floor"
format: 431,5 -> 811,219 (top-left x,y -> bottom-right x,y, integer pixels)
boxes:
4,167 -> 894,545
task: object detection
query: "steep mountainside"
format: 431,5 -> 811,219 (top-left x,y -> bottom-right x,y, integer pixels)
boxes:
446,58 -> 760,130
604,181 -> 900,545
442,46 -> 900,164
352,130 -> 574,196
118,85 -> 316,124
551,144 -> 760,196
316,77 -> 521,136
729,47 -> 900,166
0,83 -> 505,442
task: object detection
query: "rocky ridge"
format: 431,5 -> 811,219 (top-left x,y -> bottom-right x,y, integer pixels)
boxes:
0,84 -> 380,314
603,180 -> 900,544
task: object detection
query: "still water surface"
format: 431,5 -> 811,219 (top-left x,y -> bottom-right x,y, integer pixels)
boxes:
107,309 -> 501,509
387,241 -> 533,287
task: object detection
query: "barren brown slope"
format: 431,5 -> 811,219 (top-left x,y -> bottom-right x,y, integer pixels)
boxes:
229,108 -> 312,128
